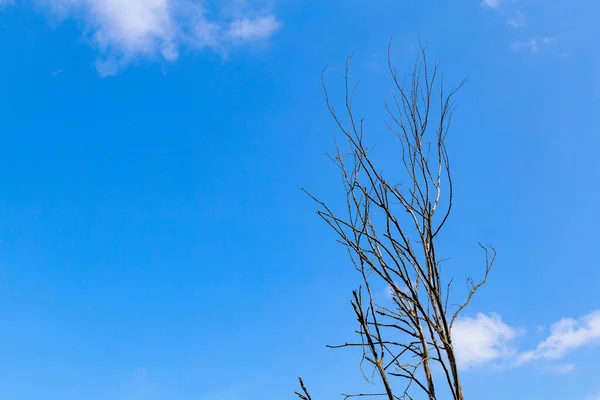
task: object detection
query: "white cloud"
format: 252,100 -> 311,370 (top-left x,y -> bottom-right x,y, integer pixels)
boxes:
516,310 -> 600,365
228,15 -> 281,40
6,0 -> 281,75
482,0 -> 526,27
79,0 -> 179,70
511,36 -> 554,53
452,313 -> 517,370
547,363 -> 575,374
481,0 -> 500,8
506,9 -> 526,27
412,309 -> 600,372
511,38 -> 540,53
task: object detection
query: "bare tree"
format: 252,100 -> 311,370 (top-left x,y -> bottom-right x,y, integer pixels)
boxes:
296,43 -> 496,400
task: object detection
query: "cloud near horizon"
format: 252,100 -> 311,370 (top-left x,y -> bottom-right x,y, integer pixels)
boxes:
452,310 -> 600,372
452,313 -> 518,369
2,0 -> 282,75
516,310 -> 600,365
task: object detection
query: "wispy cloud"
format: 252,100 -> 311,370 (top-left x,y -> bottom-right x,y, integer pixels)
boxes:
506,9 -> 526,28
481,0 -> 500,8
482,0 -> 526,27
587,392 -> 600,400
546,363 -> 576,374
516,310 -> 600,365
228,15 -> 281,40
511,36 -> 554,53
384,283 -> 410,299
2,0 -> 282,75
452,313 -> 518,370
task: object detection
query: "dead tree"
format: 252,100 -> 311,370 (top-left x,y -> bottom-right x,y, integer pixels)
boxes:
296,43 -> 496,400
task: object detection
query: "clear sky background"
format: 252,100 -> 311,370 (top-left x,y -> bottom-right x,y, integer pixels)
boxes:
0,0 -> 599,399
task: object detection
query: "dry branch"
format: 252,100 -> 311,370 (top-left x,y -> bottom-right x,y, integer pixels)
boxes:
297,41 -> 495,400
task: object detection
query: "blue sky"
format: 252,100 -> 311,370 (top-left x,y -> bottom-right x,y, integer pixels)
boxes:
0,0 -> 599,399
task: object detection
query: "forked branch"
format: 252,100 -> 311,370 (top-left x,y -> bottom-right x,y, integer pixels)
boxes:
297,40 -> 494,400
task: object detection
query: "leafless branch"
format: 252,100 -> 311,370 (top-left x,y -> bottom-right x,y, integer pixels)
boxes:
296,39 -> 493,400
